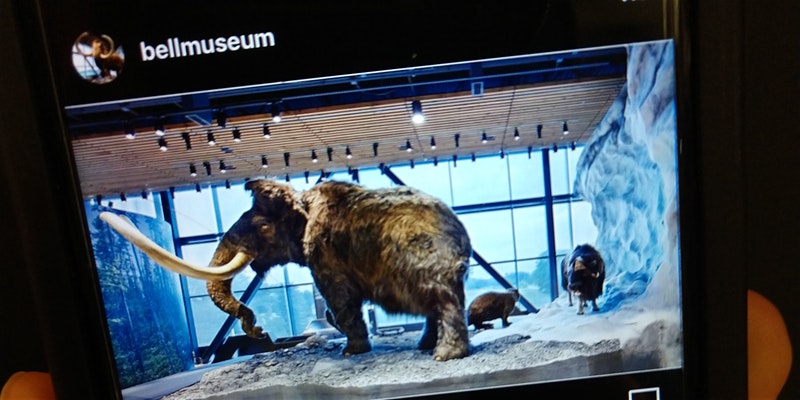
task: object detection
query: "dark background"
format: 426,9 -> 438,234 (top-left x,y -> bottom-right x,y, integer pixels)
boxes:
1,1 -> 798,399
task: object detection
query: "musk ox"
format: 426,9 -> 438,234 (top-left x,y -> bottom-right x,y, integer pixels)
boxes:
100,179 -> 472,361
561,244 -> 606,315
467,289 -> 519,330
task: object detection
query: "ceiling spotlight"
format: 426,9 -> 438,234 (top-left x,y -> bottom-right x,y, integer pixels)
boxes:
219,160 -> 227,173
500,149 -> 505,159
284,152 -> 291,167
452,154 -> 458,167
563,121 -> 569,135
433,156 -> 438,166
94,195 -> 102,205
232,127 -> 241,142
304,170 -> 310,183
141,190 -> 148,199
537,124 -> 543,139
430,137 -> 437,150
118,192 -> 126,202
471,152 -> 476,162
553,144 -> 558,153
527,146 -> 533,158
571,141 -> 577,151
262,123 -> 271,139
285,174 -> 290,182
410,159 -> 415,169
125,125 -> 136,139
195,184 -> 201,193
327,147 -> 333,162
225,179 -> 231,189
346,146 -> 353,159
189,164 -> 197,176
481,131 -> 489,144
154,120 -> 165,136
182,132 -> 192,150
157,137 -> 168,151
373,142 -> 379,157
405,139 -> 413,152
271,102 -> 283,123
216,110 -> 227,128
261,155 -> 268,169
454,133 -> 461,148
410,99 -> 425,124
207,130 -> 216,146
311,150 -> 319,163
203,161 -> 212,176
514,127 -> 520,141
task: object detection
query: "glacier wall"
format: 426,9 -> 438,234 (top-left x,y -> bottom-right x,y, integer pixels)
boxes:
574,41 -> 679,310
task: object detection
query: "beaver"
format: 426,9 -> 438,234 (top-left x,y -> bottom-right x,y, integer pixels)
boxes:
467,289 -> 520,330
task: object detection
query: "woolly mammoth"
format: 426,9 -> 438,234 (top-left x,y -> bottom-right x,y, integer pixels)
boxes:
75,32 -> 125,80
561,244 -> 606,315
100,179 -> 472,361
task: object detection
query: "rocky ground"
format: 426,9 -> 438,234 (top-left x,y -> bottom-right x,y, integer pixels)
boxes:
162,329 -> 623,400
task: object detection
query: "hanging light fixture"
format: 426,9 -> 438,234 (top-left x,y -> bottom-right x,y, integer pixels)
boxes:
182,132 -> 192,150
481,131 -> 489,144
410,159 -> 415,169
141,190 -> 148,199
552,144 -> 558,153
157,137 -> 168,151
216,110 -> 227,128
285,174 -> 290,182
125,124 -> 136,139
454,133 -> 461,148
345,146 -> 353,159
262,123 -> 271,139
571,141 -> 577,151
537,124 -> 543,139
430,137 -> 437,150
189,163 -> 197,176
327,147 -> 333,162
471,152 -> 476,162
207,130 -> 216,146
261,155 -> 268,169
195,184 -> 201,193
120,192 -> 126,202
527,146 -> 533,158
225,179 -> 231,189
452,154 -> 458,167
500,149 -> 505,159
410,99 -> 425,124
284,152 -> 291,168
311,150 -> 319,163
373,142 -> 379,157
271,102 -> 283,123
433,156 -> 438,166
203,161 -> 212,176
232,127 -> 241,143
405,139 -> 413,152
563,121 -> 569,135
219,160 -> 227,173
154,119 -> 166,136
304,170 -> 310,183
514,127 -> 520,141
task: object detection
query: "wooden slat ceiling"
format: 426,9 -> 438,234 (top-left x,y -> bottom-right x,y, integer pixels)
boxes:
72,76 -> 625,197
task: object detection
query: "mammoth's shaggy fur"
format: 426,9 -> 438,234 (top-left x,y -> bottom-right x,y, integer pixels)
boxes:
561,244 -> 606,315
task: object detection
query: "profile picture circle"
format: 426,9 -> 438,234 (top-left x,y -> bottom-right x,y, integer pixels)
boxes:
72,32 -> 125,84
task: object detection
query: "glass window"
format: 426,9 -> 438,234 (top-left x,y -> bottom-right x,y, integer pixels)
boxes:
173,186 -> 218,236
451,155 -> 510,206
248,288 -> 291,339
553,202 -> 574,253
391,162 -> 453,206
508,150 -> 545,199
355,167 -> 394,190
286,263 -> 313,285
465,264 -> 506,306
515,258 -> 553,309
511,206 -> 549,260
459,210 -> 514,264
106,195 -> 157,218
570,201 -> 598,246
287,285 -> 317,336
216,182 -> 252,231
181,241 -> 218,296
191,296 -> 234,347
548,149 -> 569,196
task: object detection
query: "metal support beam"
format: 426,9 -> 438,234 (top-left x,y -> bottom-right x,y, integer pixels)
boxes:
542,149 -> 560,301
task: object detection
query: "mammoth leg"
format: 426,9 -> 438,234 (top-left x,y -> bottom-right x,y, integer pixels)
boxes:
418,316 -> 438,350
315,278 -> 370,356
207,279 -> 263,338
431,284 -> 469,361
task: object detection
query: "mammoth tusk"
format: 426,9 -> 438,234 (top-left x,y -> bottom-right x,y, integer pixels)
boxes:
99,211 -> 253,280
99,34 -> 115,58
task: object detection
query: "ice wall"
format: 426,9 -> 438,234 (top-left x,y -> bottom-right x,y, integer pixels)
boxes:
574,41 -> 679,310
